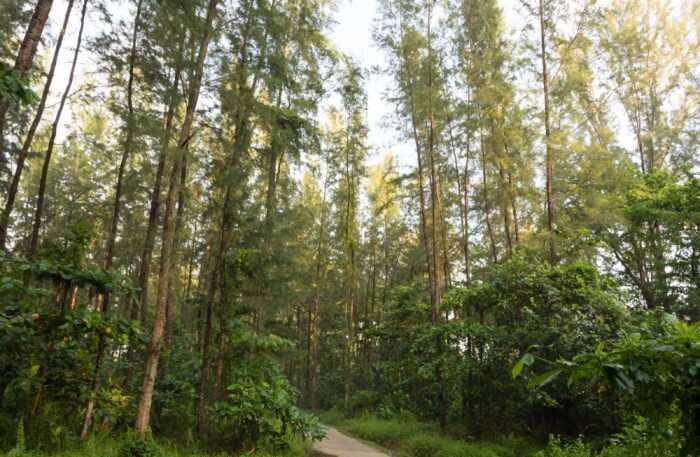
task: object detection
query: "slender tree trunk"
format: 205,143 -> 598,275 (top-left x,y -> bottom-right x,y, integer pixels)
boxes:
308,176 -> 328,411
213,316 -> 226,397
165,154 -> 188,345
134,0 -> 218,438
28,0 -> 87,260
479,125 -> 498,264
81,2 -> 143,437
538,0 -> 555,264
507,171 -> 520,243
195,13 -> 261,424
104,0 -> 143,272
447,116 -> 470,286
197,114 -> 251,433
123,66 -> 179,390
0,0 -> 74,250
136,46 -> 183,326
426,0 -> 442,321
0,0 -> 54,169
342,124 -> 357,412
197,262 -> 216,434
498,162 -> 513,256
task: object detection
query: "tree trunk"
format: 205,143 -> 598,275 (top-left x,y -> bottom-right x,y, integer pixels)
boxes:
0,0 -> 74,250
479,125 -> 498,264
426,0 -> 442,321
507,171 -> 520,243
27,0 -> 88,259
81,2 -> 143,436
104,0 -> 143,272
538,0 -> 555,264
136,45 -> 183,326
448,116 -> 470,286
0,0 -> 54,169
308,175 -> 328,411
134,0 -> 218,439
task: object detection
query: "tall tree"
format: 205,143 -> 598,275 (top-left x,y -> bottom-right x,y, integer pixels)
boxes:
0,0 -> 76,250
27,0 -> 88,259
0,0 -> 54,171
134,0 -> 219,438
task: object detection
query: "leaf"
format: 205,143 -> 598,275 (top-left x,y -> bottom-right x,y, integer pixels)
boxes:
528,369 -> 562,389
512,353 -> 535,379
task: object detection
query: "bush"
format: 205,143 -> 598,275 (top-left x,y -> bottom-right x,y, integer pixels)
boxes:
406,433 -> 443,457
598,415 -> 680,457
213,368 -> 324,451
118,433 -> 162,457
534,436 -> 592,457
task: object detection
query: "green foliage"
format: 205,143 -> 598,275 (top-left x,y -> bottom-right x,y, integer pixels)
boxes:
520,314 -> 699,454
535,417 -> 682,457
211,328 -> 323,451
605,172 -> 700,315
599,415 -> 680,457
118,433 -> 161,457
534,436 -> 592,457
336,415 -> 525,457
214,371 -> 323,451
0,62 -> 35,105
6,421 -> 26,457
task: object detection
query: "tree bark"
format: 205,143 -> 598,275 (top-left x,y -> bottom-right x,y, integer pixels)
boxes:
0,0 -> 74,250
134,0 -> 218,439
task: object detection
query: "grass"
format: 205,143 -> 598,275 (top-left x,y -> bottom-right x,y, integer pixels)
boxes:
319,411 -> 537,457
1,435 -> 311,457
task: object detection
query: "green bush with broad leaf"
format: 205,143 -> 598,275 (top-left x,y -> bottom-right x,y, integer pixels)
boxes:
515,313 -> 699,455
211,327 -> 324,452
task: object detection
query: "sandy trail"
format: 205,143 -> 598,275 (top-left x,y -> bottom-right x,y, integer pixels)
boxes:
312,426 -> 390,457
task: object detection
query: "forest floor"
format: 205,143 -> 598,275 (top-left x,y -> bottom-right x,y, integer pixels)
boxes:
312,427 -> 391,457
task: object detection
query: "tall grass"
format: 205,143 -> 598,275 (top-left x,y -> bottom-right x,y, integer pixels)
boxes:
2,434 -> 310,457
321,413 -> 535,457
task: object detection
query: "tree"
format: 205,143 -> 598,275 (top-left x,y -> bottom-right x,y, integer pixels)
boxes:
0,0 -> 76,250
27,0 -> 88,259
134,0 -> 219,438
0,0 -> 54,172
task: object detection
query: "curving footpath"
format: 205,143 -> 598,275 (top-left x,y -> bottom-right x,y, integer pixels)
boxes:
313,426 -> 391,457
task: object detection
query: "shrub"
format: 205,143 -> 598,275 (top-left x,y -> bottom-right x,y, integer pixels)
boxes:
213,369 -> 324,451
598,415 -> 680,457
7,421 -> 26,457
118,433 -> 162,457
406,433 -> 443,457
534,436 -> 592,457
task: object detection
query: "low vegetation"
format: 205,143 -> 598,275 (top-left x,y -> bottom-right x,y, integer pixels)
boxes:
321,413 -> 531,457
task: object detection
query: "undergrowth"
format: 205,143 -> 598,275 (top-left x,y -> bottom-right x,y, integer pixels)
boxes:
320,411 -> 535,457
1,433 -> 310,457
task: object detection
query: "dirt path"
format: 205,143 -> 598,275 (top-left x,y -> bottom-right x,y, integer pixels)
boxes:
313,426 -> 391,457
